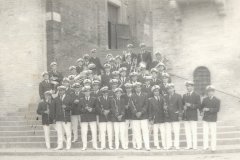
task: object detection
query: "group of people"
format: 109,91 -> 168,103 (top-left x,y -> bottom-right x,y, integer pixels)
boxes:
37,43 -> 221,152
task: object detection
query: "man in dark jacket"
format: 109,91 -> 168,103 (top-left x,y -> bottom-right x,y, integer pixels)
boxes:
111,88 -> 127,150
48,62 -> 63,92
201,85 -> 220,151
137,43 -> 152,70
164,83 -> 183,150
129,82 -> 150,150
97,86 -> 114,150
90,49 -> 104,75
37,91 -> 54,149
79,86 -> 98,150
70,83 -> 82,143
182,81 -> 201,150
149,85 -> 166,150
39,71 -> 52,100
53,85 -> 72,150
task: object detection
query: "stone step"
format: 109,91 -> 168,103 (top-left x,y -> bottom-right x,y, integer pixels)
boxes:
0,129 -> 239,139
1,145 -> 240,156
0,131 -> 240,143
0,125 -> 238,132
0,138 -> 240,148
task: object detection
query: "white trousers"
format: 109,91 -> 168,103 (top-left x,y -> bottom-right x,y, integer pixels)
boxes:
81,122 -> 97,149
153,123 -> 166,148
99,122 -> 113,148
184,121 -> 197,149
132,119 -> 150,149
71,115 -> 81,141
113,122 -> 127,149
43,125 -> 51,149
125,120 -> 136,148
203,121 -> 217,150
165,122 -> 180,149
56,122 -> 72,149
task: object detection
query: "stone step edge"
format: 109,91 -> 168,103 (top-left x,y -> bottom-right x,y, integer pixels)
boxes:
0,131 -> 239,137
0,147 -> 240,156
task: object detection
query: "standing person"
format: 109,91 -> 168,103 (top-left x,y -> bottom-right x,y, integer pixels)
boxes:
137,43 -> 152,70
48,62 -> 63,92
62,78 -> 74,96
149,85 -> 166,150
79,86 -> 98,150
37,91 -> 54,149
101,63 -> 112,88
71,83 -> 82,143
182,81 -> 201,150
119,67 -> 130,91
164,83 -> 183,150
69,66 -> 77,76
151,52 -> 164,69
142,75 -> 152,97
121,52 -> 132,75
53,86 -> 72,150
39,71 -> 52,100
111,88 -> 127,150
150,68 -> 161,86
201,85 -> 220,151
115,55 -> 122,71
109,79 -> 120,97
90,49 -> 104,75
129,82 -> 150,151
97,86 -> 114,150
76,58 -> 84,74
83,54 -> 91,71
160,73 -> 170,96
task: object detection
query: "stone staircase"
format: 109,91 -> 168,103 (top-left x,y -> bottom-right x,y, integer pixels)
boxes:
0,106 -> 240,151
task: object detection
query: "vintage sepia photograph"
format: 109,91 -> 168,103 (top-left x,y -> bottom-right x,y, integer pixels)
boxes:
0,0 -> 240,160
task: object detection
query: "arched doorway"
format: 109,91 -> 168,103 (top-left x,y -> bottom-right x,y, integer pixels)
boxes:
193,66 -> 211,96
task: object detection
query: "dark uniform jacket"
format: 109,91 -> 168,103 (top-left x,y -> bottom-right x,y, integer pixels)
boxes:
90,57 -> 104,75
39,80 -> 52,100
79,96 -> 98,122
48,70 -> 63,85
137,51 -> 152,70
129,92 -> 149,120
201,96 -> 220,122
101,73 -> 112,88
97,96 -> 114,122
53,94 -> 72,123
37,100 -> 54,125
160,83 -> 168,96
65,87 -> 74,96
122,93 -> 133,120
71,92 -> 81,115
142,84 -> 152,98
182,92 -> 201,121
149,96 -> 165,124
164,93 -> 183,122
76,66 -> 83,74
111,96 -> 126,122
150,78 -> 162,86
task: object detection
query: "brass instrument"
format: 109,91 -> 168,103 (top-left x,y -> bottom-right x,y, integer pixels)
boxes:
98,97 -> 108,121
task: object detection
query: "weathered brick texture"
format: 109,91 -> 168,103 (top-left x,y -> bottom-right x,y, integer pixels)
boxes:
152,0 -> 240,121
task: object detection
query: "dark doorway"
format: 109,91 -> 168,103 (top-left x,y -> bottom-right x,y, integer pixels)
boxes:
193,66 -> 211,96
108,3 -> 118,49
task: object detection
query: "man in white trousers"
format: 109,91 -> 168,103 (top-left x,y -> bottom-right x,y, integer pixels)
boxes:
123,82 -> 136,149
37,91 -> 54,149
182,81 -> 201,150
70,83 -> 82,142
149,85 -> 166,149
97,86 -> 114,150
53,85 -> 72,150
201,85 -> 220,151
164,83 -> 183,150
79,86 -> 98,150
111,88 -> 127,150
129,82 -> 150,151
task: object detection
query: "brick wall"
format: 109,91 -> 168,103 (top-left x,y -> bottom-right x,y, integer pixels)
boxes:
152,0 -> 240,121
0,0 -> 47,110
